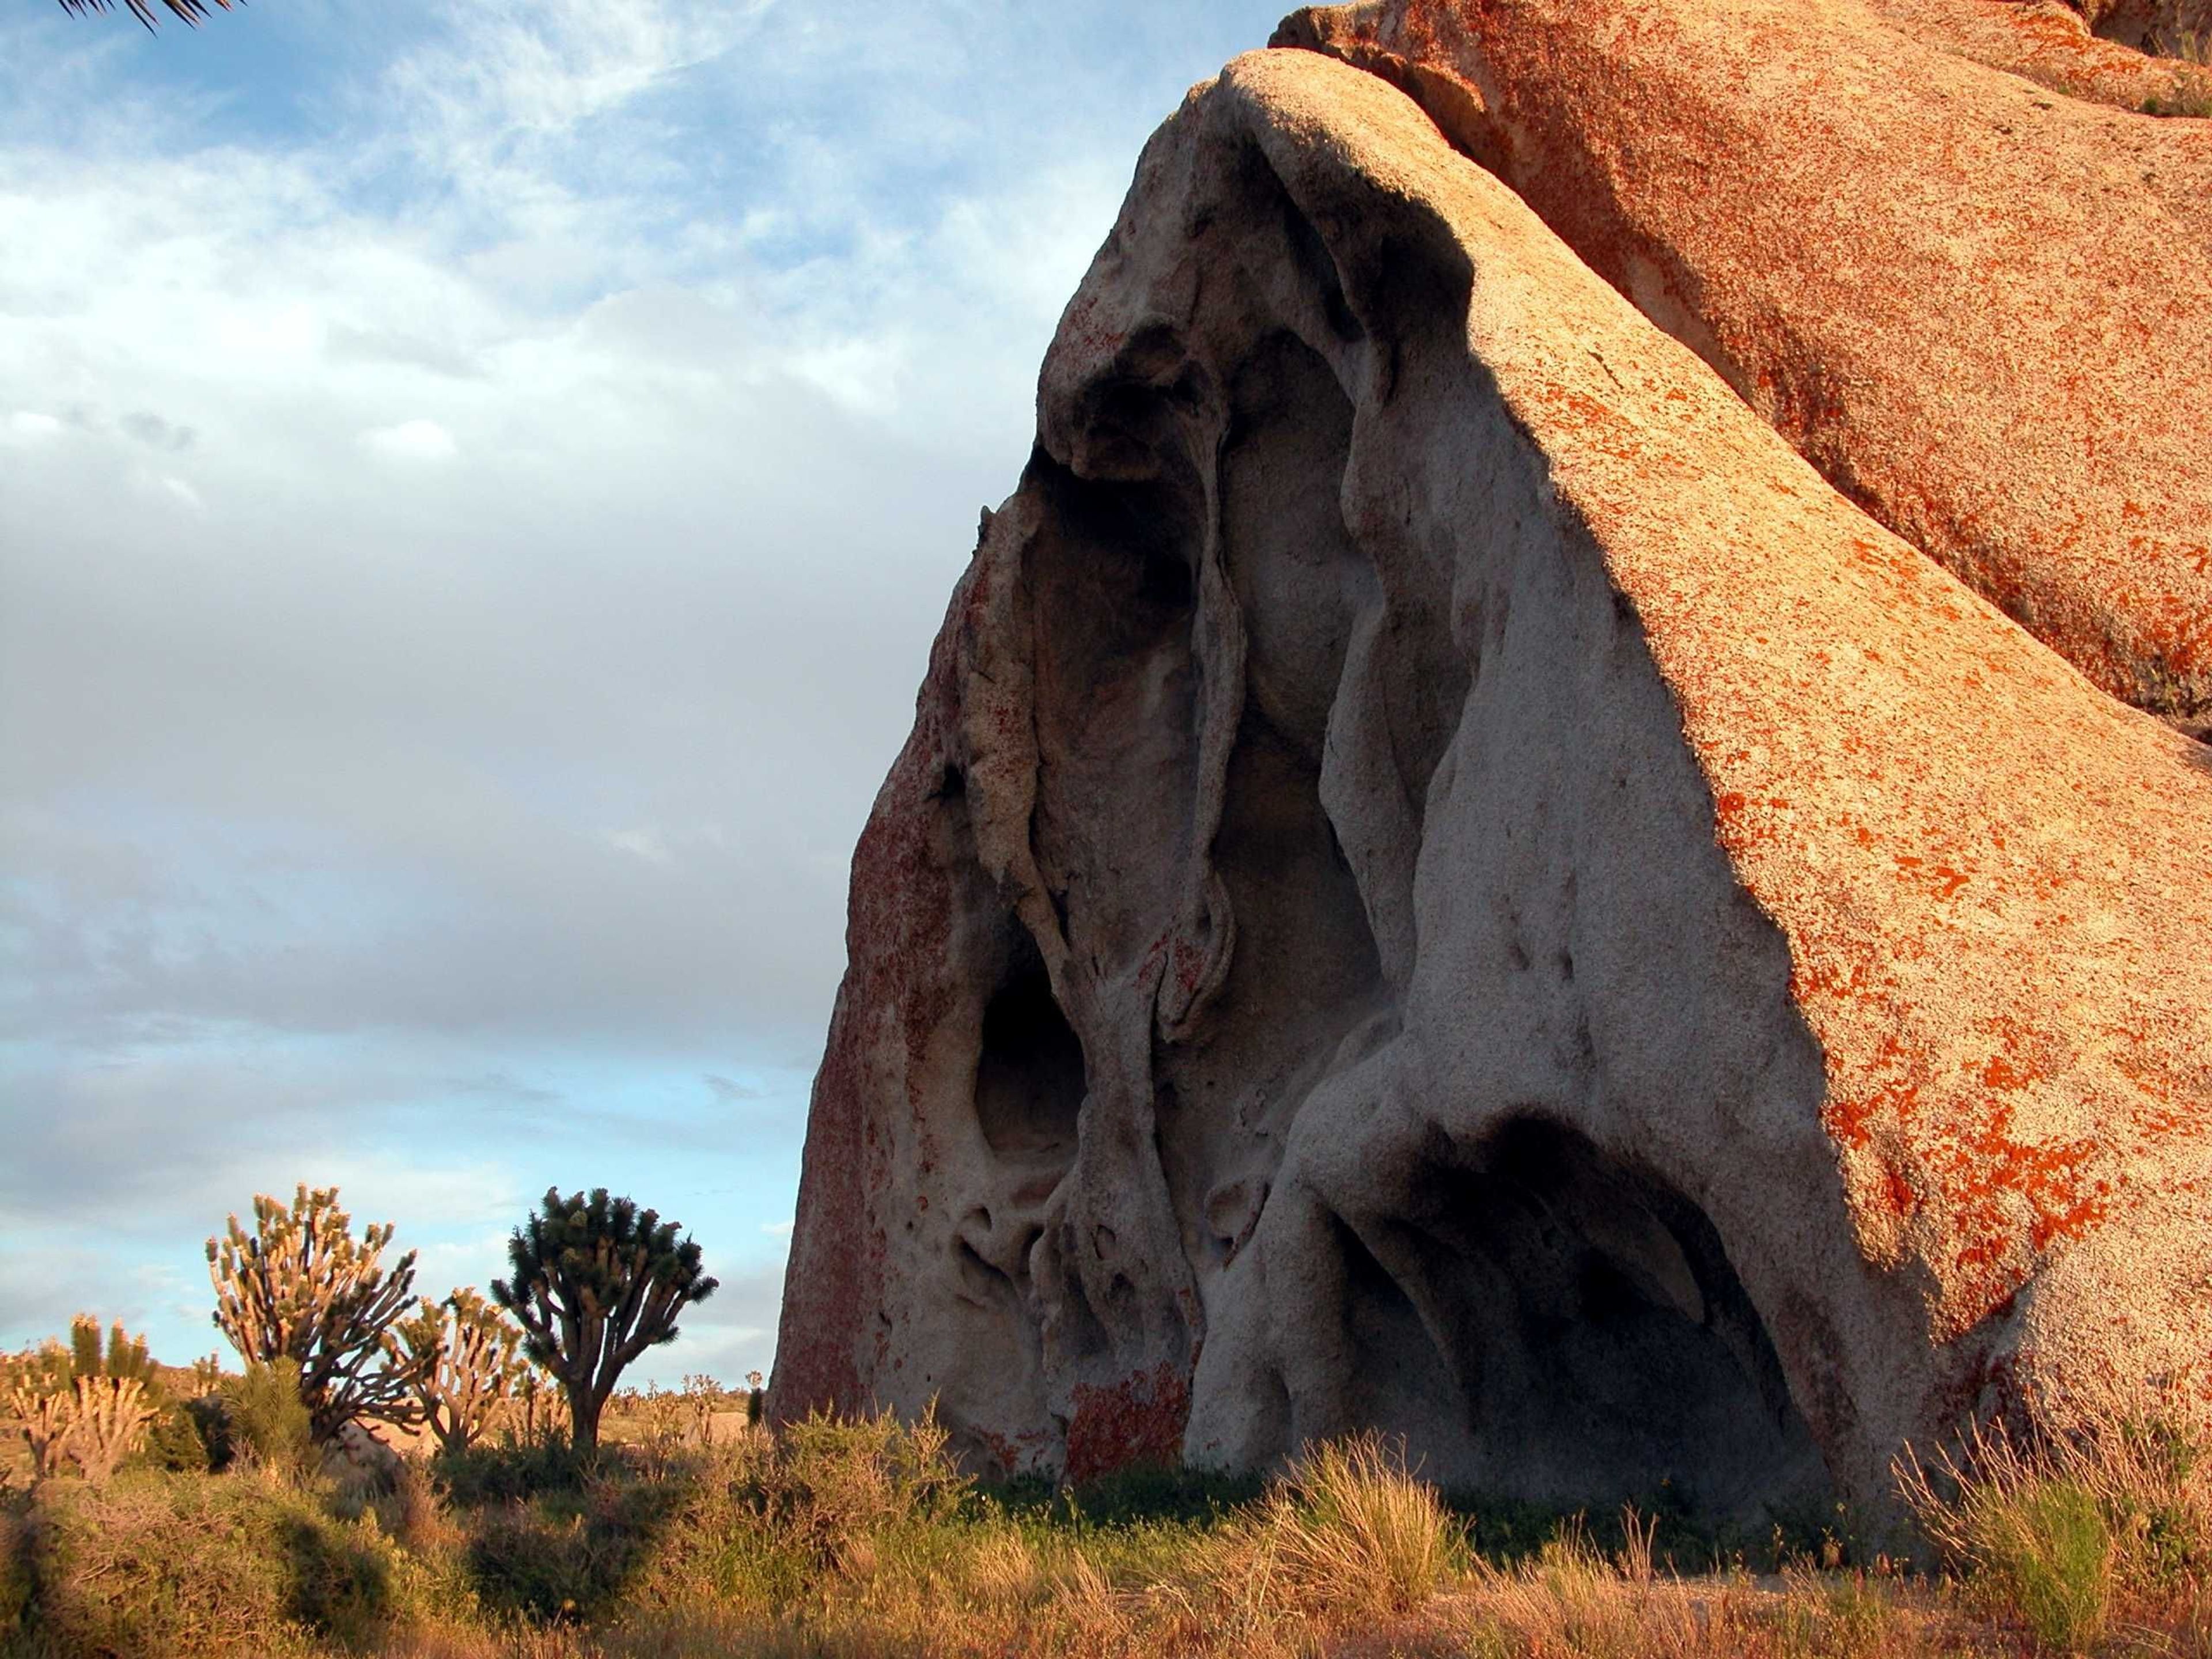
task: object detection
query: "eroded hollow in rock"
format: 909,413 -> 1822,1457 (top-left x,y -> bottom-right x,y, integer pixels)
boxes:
2086,1 -> 2211,55
1340,1118 -> 1829,1518
975,937 -> 1086,1163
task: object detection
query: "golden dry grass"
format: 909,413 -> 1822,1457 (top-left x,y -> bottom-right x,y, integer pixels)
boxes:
8,1397 -> 2212,1658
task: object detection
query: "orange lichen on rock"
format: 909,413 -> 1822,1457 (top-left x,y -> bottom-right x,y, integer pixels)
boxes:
1534,268 -> 2212,1343
1277,0 -> 2212,736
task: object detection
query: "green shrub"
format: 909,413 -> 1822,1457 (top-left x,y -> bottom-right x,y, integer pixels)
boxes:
184,1395 -> 236,1470
431,1436 -> 584,1507
463,1476 -> 676,1623
760,1403 -> 970,1571
1005,1461 -> 1267,1528
1981,1479 -> 2111,1652
1894,1404 -> 2212,1653
220,1361 -> 317,1480
134,1402 -> 217,1475
0,1505 -> 29,1642
12,1469 -> 410,1657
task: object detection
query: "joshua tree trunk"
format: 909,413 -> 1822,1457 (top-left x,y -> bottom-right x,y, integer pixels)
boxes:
9,1388 -> 73,1482
570,1389 -> 604,1458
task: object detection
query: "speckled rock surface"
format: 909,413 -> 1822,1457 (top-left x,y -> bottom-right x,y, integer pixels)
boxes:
1863,0 -> 2212,111
771,47 -> 2212,1520
1275,0 -> 2212,736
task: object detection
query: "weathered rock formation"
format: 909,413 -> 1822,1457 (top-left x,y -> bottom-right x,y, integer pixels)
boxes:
774,18 -> 2212,1525
1866,0 -> 2212,111
1275,0 -> 2212,737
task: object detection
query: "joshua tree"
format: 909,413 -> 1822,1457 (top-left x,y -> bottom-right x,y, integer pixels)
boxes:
207,1185 -> 432,1443
62,1374 -> 156,1484
56,0 -> 234,31
7,1315 -> 160,1485
9,1386 -> 75,1482
491,1188 -> 718,1457
396,1288 -> 531,1456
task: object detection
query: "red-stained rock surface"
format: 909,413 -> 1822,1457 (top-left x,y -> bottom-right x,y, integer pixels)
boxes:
772,32 -> 2212,1521
1868,0 -> 2212,112
1275,0 -> 2212,736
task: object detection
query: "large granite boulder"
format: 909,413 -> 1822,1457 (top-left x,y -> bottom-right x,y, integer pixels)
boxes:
1278,0 -> 2212,737
772,41 -> 2212,1522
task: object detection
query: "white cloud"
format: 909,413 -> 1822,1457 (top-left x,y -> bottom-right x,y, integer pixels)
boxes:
359,418 -> 458,461
154,474 -> 206,512
604,825 -> 673,865
0,0 -> 1290,1380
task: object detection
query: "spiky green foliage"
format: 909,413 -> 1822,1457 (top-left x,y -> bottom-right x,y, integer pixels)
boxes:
67,1316 -> 153,1388
396,1287 -> 533,1456
67,1318 -> 101,1384
490,1187 -> 718,1456
206,1184 -> 431,1444
220,1358 -> 319,1479
139,1397 -> 219,1473
55,0 -> 234,32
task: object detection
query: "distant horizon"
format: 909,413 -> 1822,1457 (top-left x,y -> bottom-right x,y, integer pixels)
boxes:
0,0 -> 1287,1385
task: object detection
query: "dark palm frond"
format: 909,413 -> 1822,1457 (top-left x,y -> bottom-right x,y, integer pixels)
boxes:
57,0 -> 236,32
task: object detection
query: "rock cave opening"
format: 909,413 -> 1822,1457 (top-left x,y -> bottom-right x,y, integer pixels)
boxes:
974,936 -> 1086,1164
1342,1116 -> 1830,1520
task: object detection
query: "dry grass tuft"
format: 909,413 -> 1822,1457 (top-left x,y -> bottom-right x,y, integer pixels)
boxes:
1209,1432 -> 1464,1624
1898,1394 -> 2212,1654
2146,28 -> 2212,115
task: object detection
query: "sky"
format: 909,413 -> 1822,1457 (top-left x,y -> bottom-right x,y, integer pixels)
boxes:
0,0 -> 1287,1386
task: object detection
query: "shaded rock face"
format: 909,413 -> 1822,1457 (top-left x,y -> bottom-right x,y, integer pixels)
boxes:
2071,0 -> 2212,54
772,46 -> 2212,1522
1277,0 -> 2212,738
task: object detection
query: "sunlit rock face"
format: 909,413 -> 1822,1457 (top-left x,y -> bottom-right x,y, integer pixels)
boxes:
771,44 -> 2212,1524
1277,0 -> 2212,739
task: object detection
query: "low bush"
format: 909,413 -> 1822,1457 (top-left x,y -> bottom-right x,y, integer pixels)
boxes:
430,1438 -> 584,1509
464,1475 -> 678,1624
10,1396 -> 2212,1657
7,1468 -> 417,1657
1899,1397 -> 2212,1652
0,1506 -> 29,1642
756,1403 -> 968,1571
135,1400 -> 218,1475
